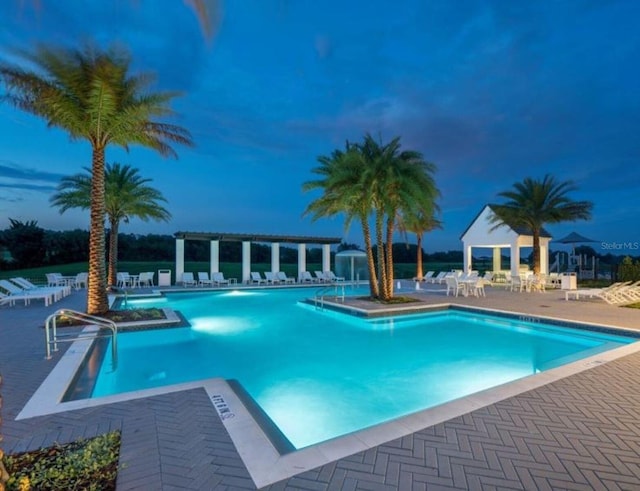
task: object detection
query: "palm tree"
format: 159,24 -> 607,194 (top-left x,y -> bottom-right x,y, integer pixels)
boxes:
402,210 -> 442,280
303,144 -> 380,297
490,174 -> 593,274
50,163 -> 171,288
0,44 -> 192,314
358,134 -> 439,300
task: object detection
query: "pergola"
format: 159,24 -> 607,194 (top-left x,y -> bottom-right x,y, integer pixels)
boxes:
460,205 -> 551,276
174,231 -> 342,284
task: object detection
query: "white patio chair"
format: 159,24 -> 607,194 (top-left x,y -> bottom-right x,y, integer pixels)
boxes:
197,272 -> 215,286
181,272 -> 197,287
277,271 -> 295,284
250,272 -> 267,285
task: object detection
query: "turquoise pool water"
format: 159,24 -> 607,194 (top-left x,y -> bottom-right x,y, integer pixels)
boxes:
93,288 -> 635,449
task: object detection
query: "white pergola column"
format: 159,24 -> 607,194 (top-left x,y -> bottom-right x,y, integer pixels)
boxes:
271,243 -> 280,273
463,244 -> 472,273
322,244 -> 331,272
540,240 -> 548,275
510,241 -> 520,277
210,240 -> 220,276
242,241 -> 251,283
297,243 -> 306,281
176,238 -> 185,284
493,247 -> 502,272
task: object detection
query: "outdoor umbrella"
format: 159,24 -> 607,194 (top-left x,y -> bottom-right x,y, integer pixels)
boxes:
556,231 -> 599,255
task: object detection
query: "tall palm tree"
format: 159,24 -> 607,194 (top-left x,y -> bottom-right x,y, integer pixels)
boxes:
401,210 -> 442,280
303,144 -> 380,297
50,163 -> 171,288
358,134 -> 439,300
0,44 -> 192,314
490,174 -> 593,274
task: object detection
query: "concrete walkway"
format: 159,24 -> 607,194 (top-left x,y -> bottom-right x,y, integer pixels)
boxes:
1,284 -> 640,489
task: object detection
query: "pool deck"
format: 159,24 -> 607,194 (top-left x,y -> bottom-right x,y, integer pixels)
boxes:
2,282 -> 640,489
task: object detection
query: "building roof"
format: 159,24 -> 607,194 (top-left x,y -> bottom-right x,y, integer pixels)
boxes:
174,231 -> 342,245
459,204 -> 552,241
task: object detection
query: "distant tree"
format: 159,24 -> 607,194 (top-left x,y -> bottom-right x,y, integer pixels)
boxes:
490,175 -> 593,275
337,241 -> 361,252
50,163 -> 171,287
2,218 -> 46,268
1,45 -> 192,313
401,210 -> 442,279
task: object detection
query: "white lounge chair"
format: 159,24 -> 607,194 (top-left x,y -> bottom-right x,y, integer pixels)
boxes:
314,271 -> 329,283
181,272 -> 197,287
0,279 -> 53,306
413,271 -> 434,281
0,291 -> 32,307
197,272 -> 215,286
264,272 -> 280,284
565,281 -> 634,304
212,272 -> 230,286
117,272 -> 133,288
299,271 -> 317,283
324,271 -> 345,282
250,272 -> 267,285
430,272 -> 447,284
11,277 -> 69,300
277,271 -> 295,284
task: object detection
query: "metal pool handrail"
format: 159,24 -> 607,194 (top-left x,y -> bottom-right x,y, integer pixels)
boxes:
44,309 -> 118,369
314,283 -> 346,309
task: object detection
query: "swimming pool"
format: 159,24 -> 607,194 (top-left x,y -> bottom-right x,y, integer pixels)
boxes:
83,288 -> 636,450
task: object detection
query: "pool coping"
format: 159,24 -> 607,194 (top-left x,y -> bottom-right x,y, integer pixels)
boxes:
15,299 -> 640,487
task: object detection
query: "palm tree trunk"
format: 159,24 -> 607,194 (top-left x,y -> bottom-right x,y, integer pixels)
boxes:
361,218 -> 379,298
533,229 -> 541,275
376,210 -> 389,300
416,233 -> 423,279
107,219 -> 119,288
87,146 -> 108,315
384,216 -> 395,298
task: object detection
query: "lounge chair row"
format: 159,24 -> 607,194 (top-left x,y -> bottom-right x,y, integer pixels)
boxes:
178,270 -> 345,287
0,277 -> 71,307
565,281 -> 640,305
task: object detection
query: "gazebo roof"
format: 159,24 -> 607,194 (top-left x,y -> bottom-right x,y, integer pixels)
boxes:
459,204 -> 552,241
174,231 -> 342,245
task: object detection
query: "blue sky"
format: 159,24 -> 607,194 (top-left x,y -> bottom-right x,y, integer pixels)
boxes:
1,1 -> 639,253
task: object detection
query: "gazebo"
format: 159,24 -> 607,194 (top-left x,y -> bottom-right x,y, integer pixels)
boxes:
173,231 -> 342,284
460,205 -> 552,276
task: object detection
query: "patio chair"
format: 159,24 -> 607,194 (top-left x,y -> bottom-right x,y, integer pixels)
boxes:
138,272 -> 154,287
564,281 -> 631,304
277,271 -> 296,284
250,272 -> 267,285
264,272 -> 280,284
0,279 -> 53,306
212,272 -> 230,286
445,276 -> 465,297
314,271 -> 329,282
0,291 -> 32,307
299,271 -> 317,283
324,271 -> 345,282
181,272 -> 197,287
430,271 -> 447,283
73,272 -> 88,289
197,272 -> 215,287
413,271 -> 434,281
117,272 -> 133,288
11,277 -> 69,300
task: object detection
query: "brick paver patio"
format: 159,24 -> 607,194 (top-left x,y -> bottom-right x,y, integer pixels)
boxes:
1,284 -> 640,489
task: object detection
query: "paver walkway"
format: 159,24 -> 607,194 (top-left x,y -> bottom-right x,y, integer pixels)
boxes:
1,285 -> 640,489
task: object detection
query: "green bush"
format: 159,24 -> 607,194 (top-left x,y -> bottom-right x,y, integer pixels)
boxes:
3,431 -> 120,490
618,256 -> 640,282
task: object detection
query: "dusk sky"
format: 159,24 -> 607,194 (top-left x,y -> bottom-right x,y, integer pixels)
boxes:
1,1 -> 639,254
